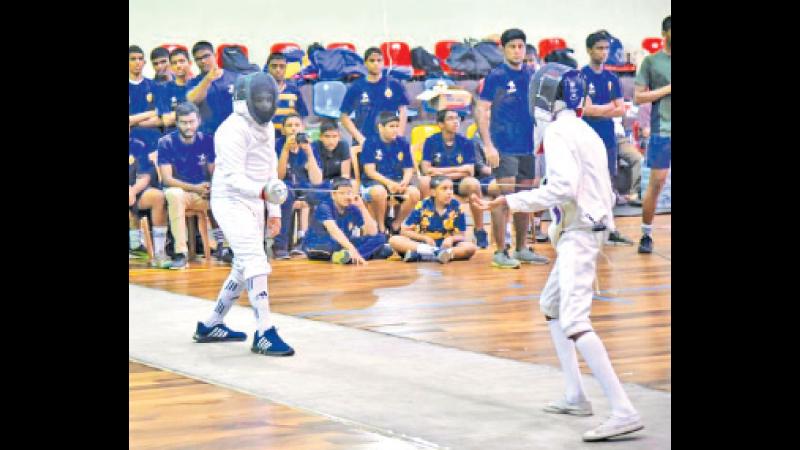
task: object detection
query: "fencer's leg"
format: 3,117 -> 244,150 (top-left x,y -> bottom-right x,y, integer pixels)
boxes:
204,257 -> 246,326
246,274 -> 272,333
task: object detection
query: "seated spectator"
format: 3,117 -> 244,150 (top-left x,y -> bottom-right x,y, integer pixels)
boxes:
158,48 -> 195,134
389,176 -> 477,263
129,45 -> 163,153
264,52 -> 309,139
360,111 -> 421,234
303,178 -> 391,264
130,133 -> 172,269
158,102 -> 217,269
274,114 -> 323,259
313,118 -> 352,183
419,109 -> 489,249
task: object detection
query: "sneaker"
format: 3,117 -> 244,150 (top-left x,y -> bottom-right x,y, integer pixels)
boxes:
582,414 -> 644,442
170,253 -> 188,270
149,257 -> 173,269
543,398 -> 593,416
474,229 -> 489,249
193,321 -> 247,343
638,235 -> 653,254
274,249 -> 291,260
436,247 -> 454,264
373,243 -> 394,260
404,250 -> 422,262
251,326 -> 295,356
606,230 -> 634,246
491,249 -> 521,269
290,238 -> 306,256
331,249 -> 351,264
514,247 -> 549,265
130,245 -> 149,259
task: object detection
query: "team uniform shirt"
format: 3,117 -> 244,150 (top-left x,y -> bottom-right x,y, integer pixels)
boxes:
129,137 -> 153,187
479,63 -> 535,155
186,70 -> 240,134
155,80 -> 191,134
276,136 -> 322,187
306,199 -> 364,244
157,131 -> 216,184
339,76 -> 409,140
313,140 -> 351,180
635,51 -> 671,137
272,81 -> 309,136
422,133 -> 476,173
359,136 -> 413,184
129,77 -> 162,151
580,65 -> 622,150
404,197 -> 466,246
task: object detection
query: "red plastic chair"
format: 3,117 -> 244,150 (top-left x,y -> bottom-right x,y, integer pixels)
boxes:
538,38 -> 567,61
380,41 -> 423,77
327,42 -> 356,52
216,44 -> 249,68
160,43 -> 188,54
434,40 -> 459,75
642,37 -> 664,54
270,42 -> 302,55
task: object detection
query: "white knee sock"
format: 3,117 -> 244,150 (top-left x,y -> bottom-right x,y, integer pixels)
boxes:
246,274 -> 273,333
548,320 -> 587,403
205,271 -> 245,327
152,226 -> 168,258
641,224 -> 652,236
130,229 -> 142,249
574,331 -> 638,418
212,228 -> 225,246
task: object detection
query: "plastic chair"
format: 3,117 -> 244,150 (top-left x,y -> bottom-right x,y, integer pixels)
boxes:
312,81 -> 347,119
642,37 -> 664,54
410,123 -> 441,169
327,42 -> 356,52
270,42 -> 302,55
538,38 -> 567,61
380,41 -> 423,77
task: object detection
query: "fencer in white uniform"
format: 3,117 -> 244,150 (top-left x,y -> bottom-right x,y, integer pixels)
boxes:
192,72 -> 294,357
472,63 -> 643,441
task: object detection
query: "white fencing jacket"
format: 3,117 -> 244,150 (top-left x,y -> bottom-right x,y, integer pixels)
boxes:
211,102 -> 281,218
505,109 -> 615,235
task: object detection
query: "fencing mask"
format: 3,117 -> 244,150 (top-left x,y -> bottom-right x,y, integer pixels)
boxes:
233,72 -> 278,125
529,62 -> 585,128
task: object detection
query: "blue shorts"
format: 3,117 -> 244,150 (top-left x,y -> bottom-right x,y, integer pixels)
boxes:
646,135 -> 671,169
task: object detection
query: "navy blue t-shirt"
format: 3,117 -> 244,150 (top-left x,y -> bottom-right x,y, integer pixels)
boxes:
307,199 -> 364,243
157,131 -> 216,184
129,137 -> 153,187
479,63 -> 534,155
340,76 -> 409,140
580,65 -> 622,150
276,136 -> 323,187
129,77 -> 159,115
313,140 -> 351,180
422,133 -> 476,170
360,136 -> 413,183
186,70 -> 240,134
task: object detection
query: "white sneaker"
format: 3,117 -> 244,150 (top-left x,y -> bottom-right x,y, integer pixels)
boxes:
543,398 -> 593,416
582,414 -> 644,441
436,248 -> 454,264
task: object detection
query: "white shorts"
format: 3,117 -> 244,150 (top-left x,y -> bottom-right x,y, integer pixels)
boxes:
211,196 -> 271,280
539,230 -> 601,337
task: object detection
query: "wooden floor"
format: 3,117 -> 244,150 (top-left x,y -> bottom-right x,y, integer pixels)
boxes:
130,214 -> 670,448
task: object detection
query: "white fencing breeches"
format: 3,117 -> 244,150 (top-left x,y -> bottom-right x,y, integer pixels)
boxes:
211,196 -> 271,280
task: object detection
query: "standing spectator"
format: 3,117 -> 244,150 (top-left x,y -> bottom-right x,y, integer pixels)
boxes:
264,52 -> 309,138
129,45 -> 162,152
158,48 -> 195,134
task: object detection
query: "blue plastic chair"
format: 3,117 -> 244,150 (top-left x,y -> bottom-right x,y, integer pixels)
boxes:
312,81 -> 347,119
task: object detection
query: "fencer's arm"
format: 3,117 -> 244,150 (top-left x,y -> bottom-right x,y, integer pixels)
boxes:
504,134 -> 578,213
215,130 -> 267,200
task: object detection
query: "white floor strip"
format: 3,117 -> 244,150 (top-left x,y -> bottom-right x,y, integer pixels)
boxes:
130,284 -> 670,450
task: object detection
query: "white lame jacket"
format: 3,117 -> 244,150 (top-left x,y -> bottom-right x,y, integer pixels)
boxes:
505,110 -> 615,232
211,102 -> 281,217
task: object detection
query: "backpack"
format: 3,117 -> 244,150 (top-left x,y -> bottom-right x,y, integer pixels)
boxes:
446,41 -> 493,78
220,45 -> 260,74
307,48 -> 367,81
411,46 -> 444,77
544,48 -> 578,69
307,42 -> 325,62
474,41 -> 504,68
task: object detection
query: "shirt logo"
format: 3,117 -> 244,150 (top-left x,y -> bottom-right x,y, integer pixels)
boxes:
228,84 -> 235,94
507,80 -> 516,94
375,149 -> 383,161
433,153 -> 442,165
588,82 -> 596,96
146,92 -> 153,103
198,153 -> 207,165
171,96 -> 178,109
456,153 -> 463,164
397,151 -> 404,161
361,92 -> 370,104
129,155 -> 135,165
608,81 -> 613,92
